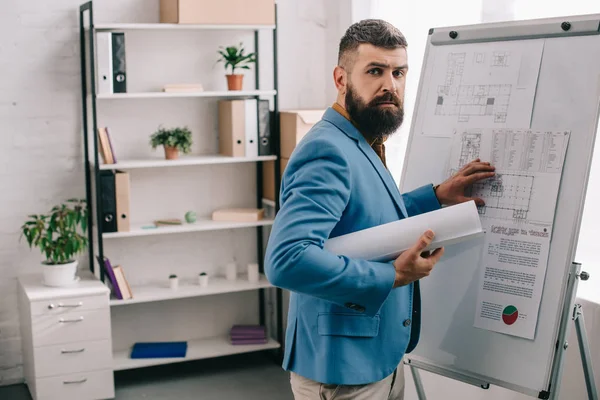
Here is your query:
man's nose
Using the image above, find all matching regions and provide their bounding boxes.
[382,72,397,93]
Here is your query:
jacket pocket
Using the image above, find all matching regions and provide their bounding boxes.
[317,313,380,337]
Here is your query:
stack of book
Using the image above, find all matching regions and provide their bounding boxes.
[229,325,267,345]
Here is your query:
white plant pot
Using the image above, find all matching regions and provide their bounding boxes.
[198,274,209,287]
[42,260,78,287]
[169,277,179,290]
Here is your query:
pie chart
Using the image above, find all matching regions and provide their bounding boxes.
[502,305,519,325]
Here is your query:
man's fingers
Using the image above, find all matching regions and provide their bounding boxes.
[429,247,445,263]
[464,171,496,185]
[461,163,495,176]
[413,229,435,255]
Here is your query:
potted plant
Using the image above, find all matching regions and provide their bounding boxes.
[150,126,193,160]
[198,272,208,287]
[20,199,88,287]
[169,274,179,290]
[216,42,256,91]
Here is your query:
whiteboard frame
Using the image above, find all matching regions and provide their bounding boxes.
[399,13,600,399]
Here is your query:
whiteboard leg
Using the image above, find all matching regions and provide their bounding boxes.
[411,365,427,400]
[547,262,582,400]
[574,303,599,400]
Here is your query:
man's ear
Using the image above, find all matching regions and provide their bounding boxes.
[333,65,347,93]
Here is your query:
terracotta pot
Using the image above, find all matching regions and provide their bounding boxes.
[226,74,244,91]
[164,146,179,160]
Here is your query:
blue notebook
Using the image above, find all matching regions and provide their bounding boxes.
[130,342,188,359]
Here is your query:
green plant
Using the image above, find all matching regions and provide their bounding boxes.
[216,43,256,75]
[20,199,88,265]
[150,126,193,153]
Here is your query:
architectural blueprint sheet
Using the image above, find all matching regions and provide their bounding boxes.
[420,41,544,137]
[447,128,570,339]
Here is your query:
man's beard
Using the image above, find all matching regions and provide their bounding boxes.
[345,83,404,143]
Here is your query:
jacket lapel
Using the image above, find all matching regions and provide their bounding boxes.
[323,108,408,218]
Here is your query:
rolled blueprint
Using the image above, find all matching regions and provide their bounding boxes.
[324,200,484,262]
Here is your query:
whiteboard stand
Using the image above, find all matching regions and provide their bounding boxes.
[573,298,599,400]
[408,261,598,400]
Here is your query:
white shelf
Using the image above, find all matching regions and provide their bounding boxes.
[96,90,276,100]
[94,23,276,32]
[110,274,272,307]
[102,218,274,239]
[100,155,277,170]
[113,336,280,371]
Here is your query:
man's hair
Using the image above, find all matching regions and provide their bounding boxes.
[338,19,407,68]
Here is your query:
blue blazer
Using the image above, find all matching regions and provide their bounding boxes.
[264,107,441,385]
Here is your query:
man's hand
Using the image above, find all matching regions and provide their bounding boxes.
[393,230,444,288]
[434,158,495,206]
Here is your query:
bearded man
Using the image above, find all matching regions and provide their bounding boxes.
[265,19,495,400]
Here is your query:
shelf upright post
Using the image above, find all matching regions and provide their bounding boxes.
[80,1,105,281]
[254,28,267,330]
[272,2,284,362]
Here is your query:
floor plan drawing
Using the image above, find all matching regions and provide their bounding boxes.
[468,173,535,221]
[458,131,482,168]
[434,52,512,123]
[492,51,511,67]
[420,40,544,136]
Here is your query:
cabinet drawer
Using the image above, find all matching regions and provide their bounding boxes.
[34,339,112,378]
[35,369,114,400]
[32,308,111,347]
[30,294,107,316]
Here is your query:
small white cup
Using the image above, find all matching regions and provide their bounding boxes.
[247,263,259,283]
[198,273,209,287]
[169,276,179,290]
[225,263,237,281]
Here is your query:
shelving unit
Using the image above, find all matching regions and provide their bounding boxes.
[113,336,280,371]
[78,0,284,381]
[102,218,275,239]
[98,154,276,170]
[96,89,277,100]
[110,274,273,307]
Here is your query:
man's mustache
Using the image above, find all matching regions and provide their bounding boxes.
[370,92,401,107]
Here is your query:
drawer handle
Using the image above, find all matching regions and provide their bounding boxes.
[48,301,83,309]
[59,317,84,323]
[63,378,87,385]
[61,348,85,354]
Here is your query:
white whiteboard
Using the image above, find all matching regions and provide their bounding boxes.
[400,13,600,397]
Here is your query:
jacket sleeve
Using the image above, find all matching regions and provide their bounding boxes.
[402,184,441,217]
[264,138,396,317]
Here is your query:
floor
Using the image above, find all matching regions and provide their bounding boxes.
[0,352,294,400]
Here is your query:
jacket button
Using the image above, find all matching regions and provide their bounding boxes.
[403,319,411,327]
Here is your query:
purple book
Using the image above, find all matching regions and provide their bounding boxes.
[230,338,268,345]
[230,325,265,334]
[98,256,122,300]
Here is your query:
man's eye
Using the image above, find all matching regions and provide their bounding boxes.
[368,68,382,75]
[393,70,405,77]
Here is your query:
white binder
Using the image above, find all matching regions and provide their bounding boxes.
[244,99,258,158]
[95,32,113,94]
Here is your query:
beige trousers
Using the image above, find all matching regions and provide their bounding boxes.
[289,362,405,400]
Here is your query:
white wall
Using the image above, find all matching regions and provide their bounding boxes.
[0,0,345,386]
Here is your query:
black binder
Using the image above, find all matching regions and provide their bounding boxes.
[258,99,272,156]
[99,170,117,233]
[111,32,126,93]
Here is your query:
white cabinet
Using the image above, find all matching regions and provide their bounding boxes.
[18,273,114,400]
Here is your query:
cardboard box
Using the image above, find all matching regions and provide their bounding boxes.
[280,110,325,159]
[263,157,289,202]
[160,0,275,25]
